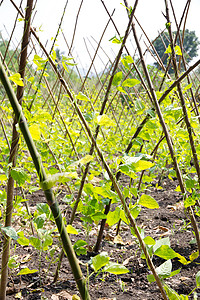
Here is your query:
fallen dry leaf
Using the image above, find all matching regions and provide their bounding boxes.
[114,234,125,245]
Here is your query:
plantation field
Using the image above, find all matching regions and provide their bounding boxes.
[1,1,200,299]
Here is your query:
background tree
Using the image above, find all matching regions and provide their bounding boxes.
[153,29,200,71]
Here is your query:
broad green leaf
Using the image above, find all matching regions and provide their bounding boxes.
[120,210,129,224]
[112,71,122,86]
[34,214,46,229]
[10,168,28,186]
[29,236,42,250]
[165,45,172,54]
[1,226,18,240]
[66,225,78,234]
[8,256,20,269]
[117,86,127,94]
[0,174,7,181]
[94,185,119,202]
[134,160,154,172]
[122,78,140,87]
[143,236,155,245]
[175,45,182,56]
[43,234,53,251]
[130,205,141,219]
[184,196,196,208]
[107,208,120,226]
[139,194,159,209]
[17,268,38,275]
[103,262,129,274]
[164,284,188,300]
[79,155,93,165]
[29,124,41,141]
[9,73,24,86]
[189,251,199,262]
[92,252,110,272]
[196,271,200,287]
[154,245,178,260]
[36,203,50,218]
[96,114,115,126]
[17,231,29,246]
[156,259,172,277]
[74,240,88,255]
[40,172,78,190]
[76,92,90,102]
[91,212,107,221]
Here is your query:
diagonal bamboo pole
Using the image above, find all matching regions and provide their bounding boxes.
[0,59,90,300]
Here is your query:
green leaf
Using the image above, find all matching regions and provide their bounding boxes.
[34,213,46,229]
[92,252,110,272]
[138,194,159,209]
[103,262,129,274]
[29,236,42,250]
[1,226,18,240]
[10,168,28,186]
[43,234,53,251]
[130,205,141,219]
[73,240,88,255]
[79,155,93,165]
[196,271,200,287]
[175,45,182,56]
[189,251,199,262]
[133,160,154,172]
[122,78,140,87]
[17,231,29,246]
[165,44,172,54]
[29,124,41,141]
[143,236,155,245]
[164,284,187,300]
[96,114,115,126]
[112,72,122,86]
[117,86,127,94]
[76,92,90,102]
[9,73,24,86]
[154,245,178,260]
[8,256,20,269]
[184,195,196,208]
[107,208,120,226]
[17,268,38,275]
[66,225,78,234]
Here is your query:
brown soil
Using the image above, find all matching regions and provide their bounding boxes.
[2,177,200,300]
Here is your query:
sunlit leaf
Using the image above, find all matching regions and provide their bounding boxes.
[143,236,155,245]
[92,252,110,272]
[196,271,200,287]
[1,226,18,240]
[76,92,90,102]
[66,225,78,234]
[107,208,120,226]
[96,114,115,126]
[138,194,159,209]
[154,245,178,260]
[9,73,24,86]
[29,124,41,141]
[112,72,122,86]
[103,262,129,274]
[17,267,38,275]
[10,167,28,186]
[122,78,140,87]
[79,155,94,165]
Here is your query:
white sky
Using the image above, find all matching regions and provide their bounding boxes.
[1,0,200,73]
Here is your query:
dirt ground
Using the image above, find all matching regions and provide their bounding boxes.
[2,176,200,299]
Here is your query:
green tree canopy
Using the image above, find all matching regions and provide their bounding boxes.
[153,29,200,71]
